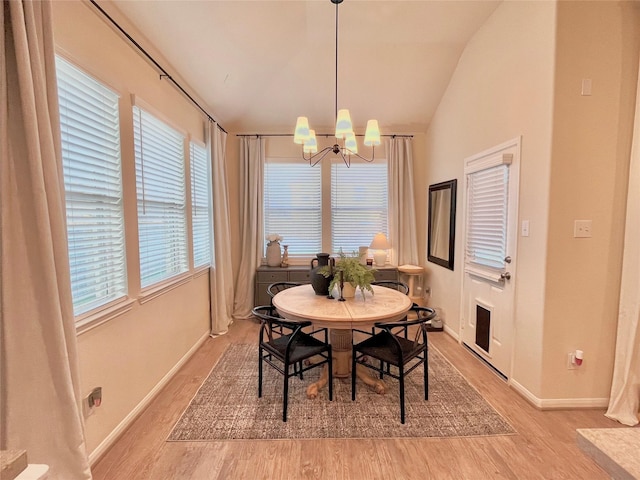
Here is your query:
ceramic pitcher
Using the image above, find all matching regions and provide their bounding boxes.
[310,253,333,296]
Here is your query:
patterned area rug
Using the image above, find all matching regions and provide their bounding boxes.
[168,344,516,440]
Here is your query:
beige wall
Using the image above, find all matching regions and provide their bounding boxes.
[424,0,639,403]
[542,0,640,400]
[52,1,211,456]
[424,1,557,396]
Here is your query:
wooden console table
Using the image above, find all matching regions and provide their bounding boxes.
[254,264,398,307]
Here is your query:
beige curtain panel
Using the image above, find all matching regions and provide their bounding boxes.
[208,122,235,335]
[233,136,265,320]
[605,53,640,427]
[386,136,419,266]
[1,1,91,477]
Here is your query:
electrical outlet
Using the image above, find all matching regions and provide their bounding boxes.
[567,352,577,370]
[83,387,102,417]
[83,395,95,417]
[574,220,592,238]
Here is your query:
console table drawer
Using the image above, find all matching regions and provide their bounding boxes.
[256,271,289,283]
[374,269,398,281]
[289,270,312,282]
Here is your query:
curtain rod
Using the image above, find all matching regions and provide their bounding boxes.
[236,133,414,138]
[89,0,227,134]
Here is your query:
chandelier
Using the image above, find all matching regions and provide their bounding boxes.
[293,0,381,167]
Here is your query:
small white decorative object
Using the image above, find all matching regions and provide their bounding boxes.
[358,246,368,265]
[281,245,289,267]
[265,234,283,267]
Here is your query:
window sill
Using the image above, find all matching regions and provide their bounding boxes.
[76,297,136,335]
[193,266,210,278]
[138,273,192,304]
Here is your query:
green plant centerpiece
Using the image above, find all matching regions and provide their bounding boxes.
[319,251,376,300]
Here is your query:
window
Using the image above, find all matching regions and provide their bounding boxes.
[465,164,509,270]
[331,160,388,253]
[190,142,213,268]
[133,105,188,287]
[263,157,388,257]
[56,56,127,316]
[264,158,322,255]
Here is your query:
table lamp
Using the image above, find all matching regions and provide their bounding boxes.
[370,233,390,266]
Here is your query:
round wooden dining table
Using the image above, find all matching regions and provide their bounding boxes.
[272,283,412,398]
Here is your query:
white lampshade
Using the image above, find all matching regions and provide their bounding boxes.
[335,109,353,139]
[344,132,358,154]
[364,119,381,146]
[303,130,318,154]
[294,116,311,144]
[370,233,390,249]
[370,233,390,266]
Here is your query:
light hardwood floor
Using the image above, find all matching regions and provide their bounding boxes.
[91,319,622,479]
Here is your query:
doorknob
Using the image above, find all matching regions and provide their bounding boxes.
[504,256,512,264]
[500,272,511,280]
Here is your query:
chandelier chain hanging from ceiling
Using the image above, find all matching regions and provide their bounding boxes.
[293,0,381,167]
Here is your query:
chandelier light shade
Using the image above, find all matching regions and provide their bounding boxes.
[294,0,381,167]
[335,109,353,139]
[294,116,311,144]
[344,132,358,153]
[364,120,381,147]
[303,130,318,154]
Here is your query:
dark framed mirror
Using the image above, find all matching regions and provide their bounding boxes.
[428,179,457,270]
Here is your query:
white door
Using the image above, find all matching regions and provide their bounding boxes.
[460,138,520,378]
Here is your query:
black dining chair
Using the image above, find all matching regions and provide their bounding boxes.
[267,282,302,316]
[369,281,411,337]
[252,305,333,422]
[351,306,436,424]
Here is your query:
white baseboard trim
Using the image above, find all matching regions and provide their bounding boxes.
[510,378,609,410]
[443,323,459,340]
[441,329,609,410]
[87,330,211,465]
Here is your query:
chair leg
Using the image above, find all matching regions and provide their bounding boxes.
[399,365,405,424]
[283,367,289,422]
[351,349,357,401]
[379,359,384,379]
[424,353,429,401]
[258,348,263,398]
[327,348,333,401]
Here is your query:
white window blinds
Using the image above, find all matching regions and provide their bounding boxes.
[190,142,213,268]
[465,164,509,269]
[133,106,188,287]
[331,160,388,253]
[264,159,322,255]
[56,56,127,316]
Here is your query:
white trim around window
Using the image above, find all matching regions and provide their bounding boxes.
[132,103,189,288]
[56,55,129,318]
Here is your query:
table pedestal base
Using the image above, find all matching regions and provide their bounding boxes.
[306,328,386,399]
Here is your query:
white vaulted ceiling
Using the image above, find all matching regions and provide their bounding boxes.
[109,0,501,134]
